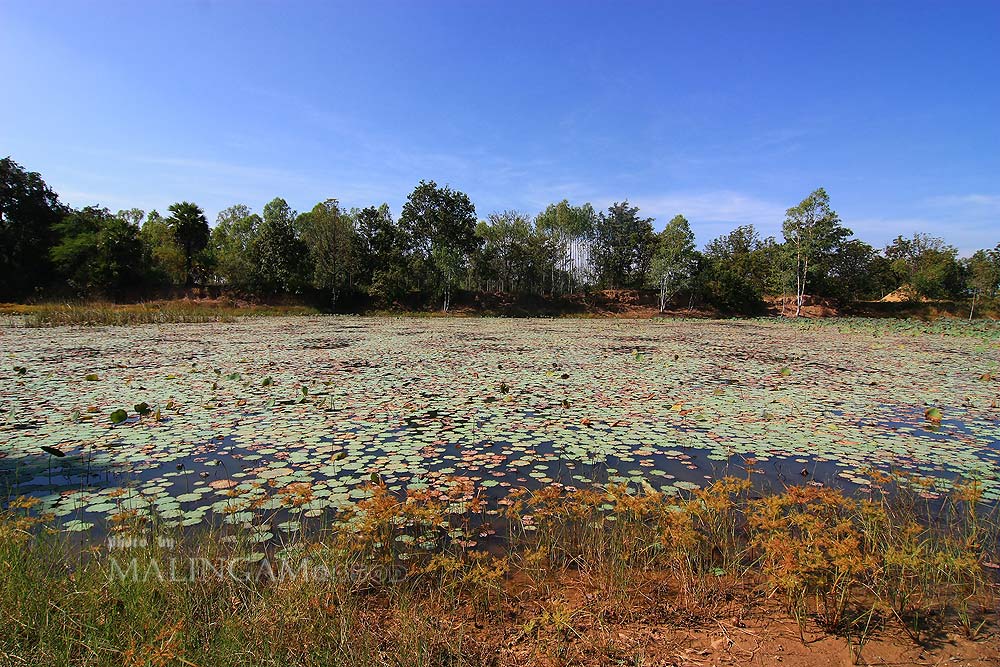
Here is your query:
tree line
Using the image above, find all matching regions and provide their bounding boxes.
[2,156,998,315]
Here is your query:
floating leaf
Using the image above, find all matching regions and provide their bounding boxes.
[109,409,128,424]
[63,520,94,532]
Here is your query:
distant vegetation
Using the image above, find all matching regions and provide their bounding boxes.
[2,156,998,316]
[0,301,318,327]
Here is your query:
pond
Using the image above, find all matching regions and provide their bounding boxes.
[2,316,999,539]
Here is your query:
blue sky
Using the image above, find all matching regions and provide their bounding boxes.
[2,1,998,253]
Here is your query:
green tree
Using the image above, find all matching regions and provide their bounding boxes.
[298,199,357,308]
[399,181,477,311]
[755,239,796,313]
[782,188,852,316]
[355,204,409,306]
[476,210,537,293]
[590,201,655,289]
[50,207,145,295]
[827,239,880,302]
[0,157,67,299]
[535,200,597,294]
[166,202,210,286]
[251,197,306,294]
[117,208,145,228]
[140,210,186,286]
[965,247,1000,319]
[211,204,261,289]
[884,233,962,299]
[649,214,697,312]
[700,225,769,313]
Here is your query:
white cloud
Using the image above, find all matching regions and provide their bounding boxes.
[626,191,787,244]
[632,191,785,225]
[924,194,1000,210]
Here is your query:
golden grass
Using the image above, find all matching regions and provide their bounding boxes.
[1,474,997,666]
[0,300,319,326]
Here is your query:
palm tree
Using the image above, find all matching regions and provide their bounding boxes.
[166,202,209,286]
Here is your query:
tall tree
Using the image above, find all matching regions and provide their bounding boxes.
[476,210,536,293]
[50,207,145,296]
[756,239,796,313]
[826,239,880,302]
[141,210,186,286]
[884,233,962,299]
[117,208,145,228]
[166,202,210,286]
[535,200,597,294]
[965,247,1000,319]
[252,197,306,294]
[782,188,851,316]
[298,199,357,308]
[355,204,410,306]
[211,204,261,289]
[649,214,697,312]
[701,225,769,313]
[399,181,477,311]
[590,201,655,289]
[0,157,67,299]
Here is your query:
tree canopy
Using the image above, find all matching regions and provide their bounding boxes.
[2,156,995,316]
[166,202,210,287]
[0,157,68,299]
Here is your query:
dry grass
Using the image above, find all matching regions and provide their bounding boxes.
[0,300,319,327]
[1,474,997,666]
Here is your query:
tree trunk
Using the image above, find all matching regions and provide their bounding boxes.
[442,270,451,313]
[795,251,809,318]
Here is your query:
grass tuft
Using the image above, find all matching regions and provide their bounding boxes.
[1,475,997,666]
[1,300,320,327]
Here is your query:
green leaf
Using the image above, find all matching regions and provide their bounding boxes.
[84,373,99,381]
[110,409,128,424]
